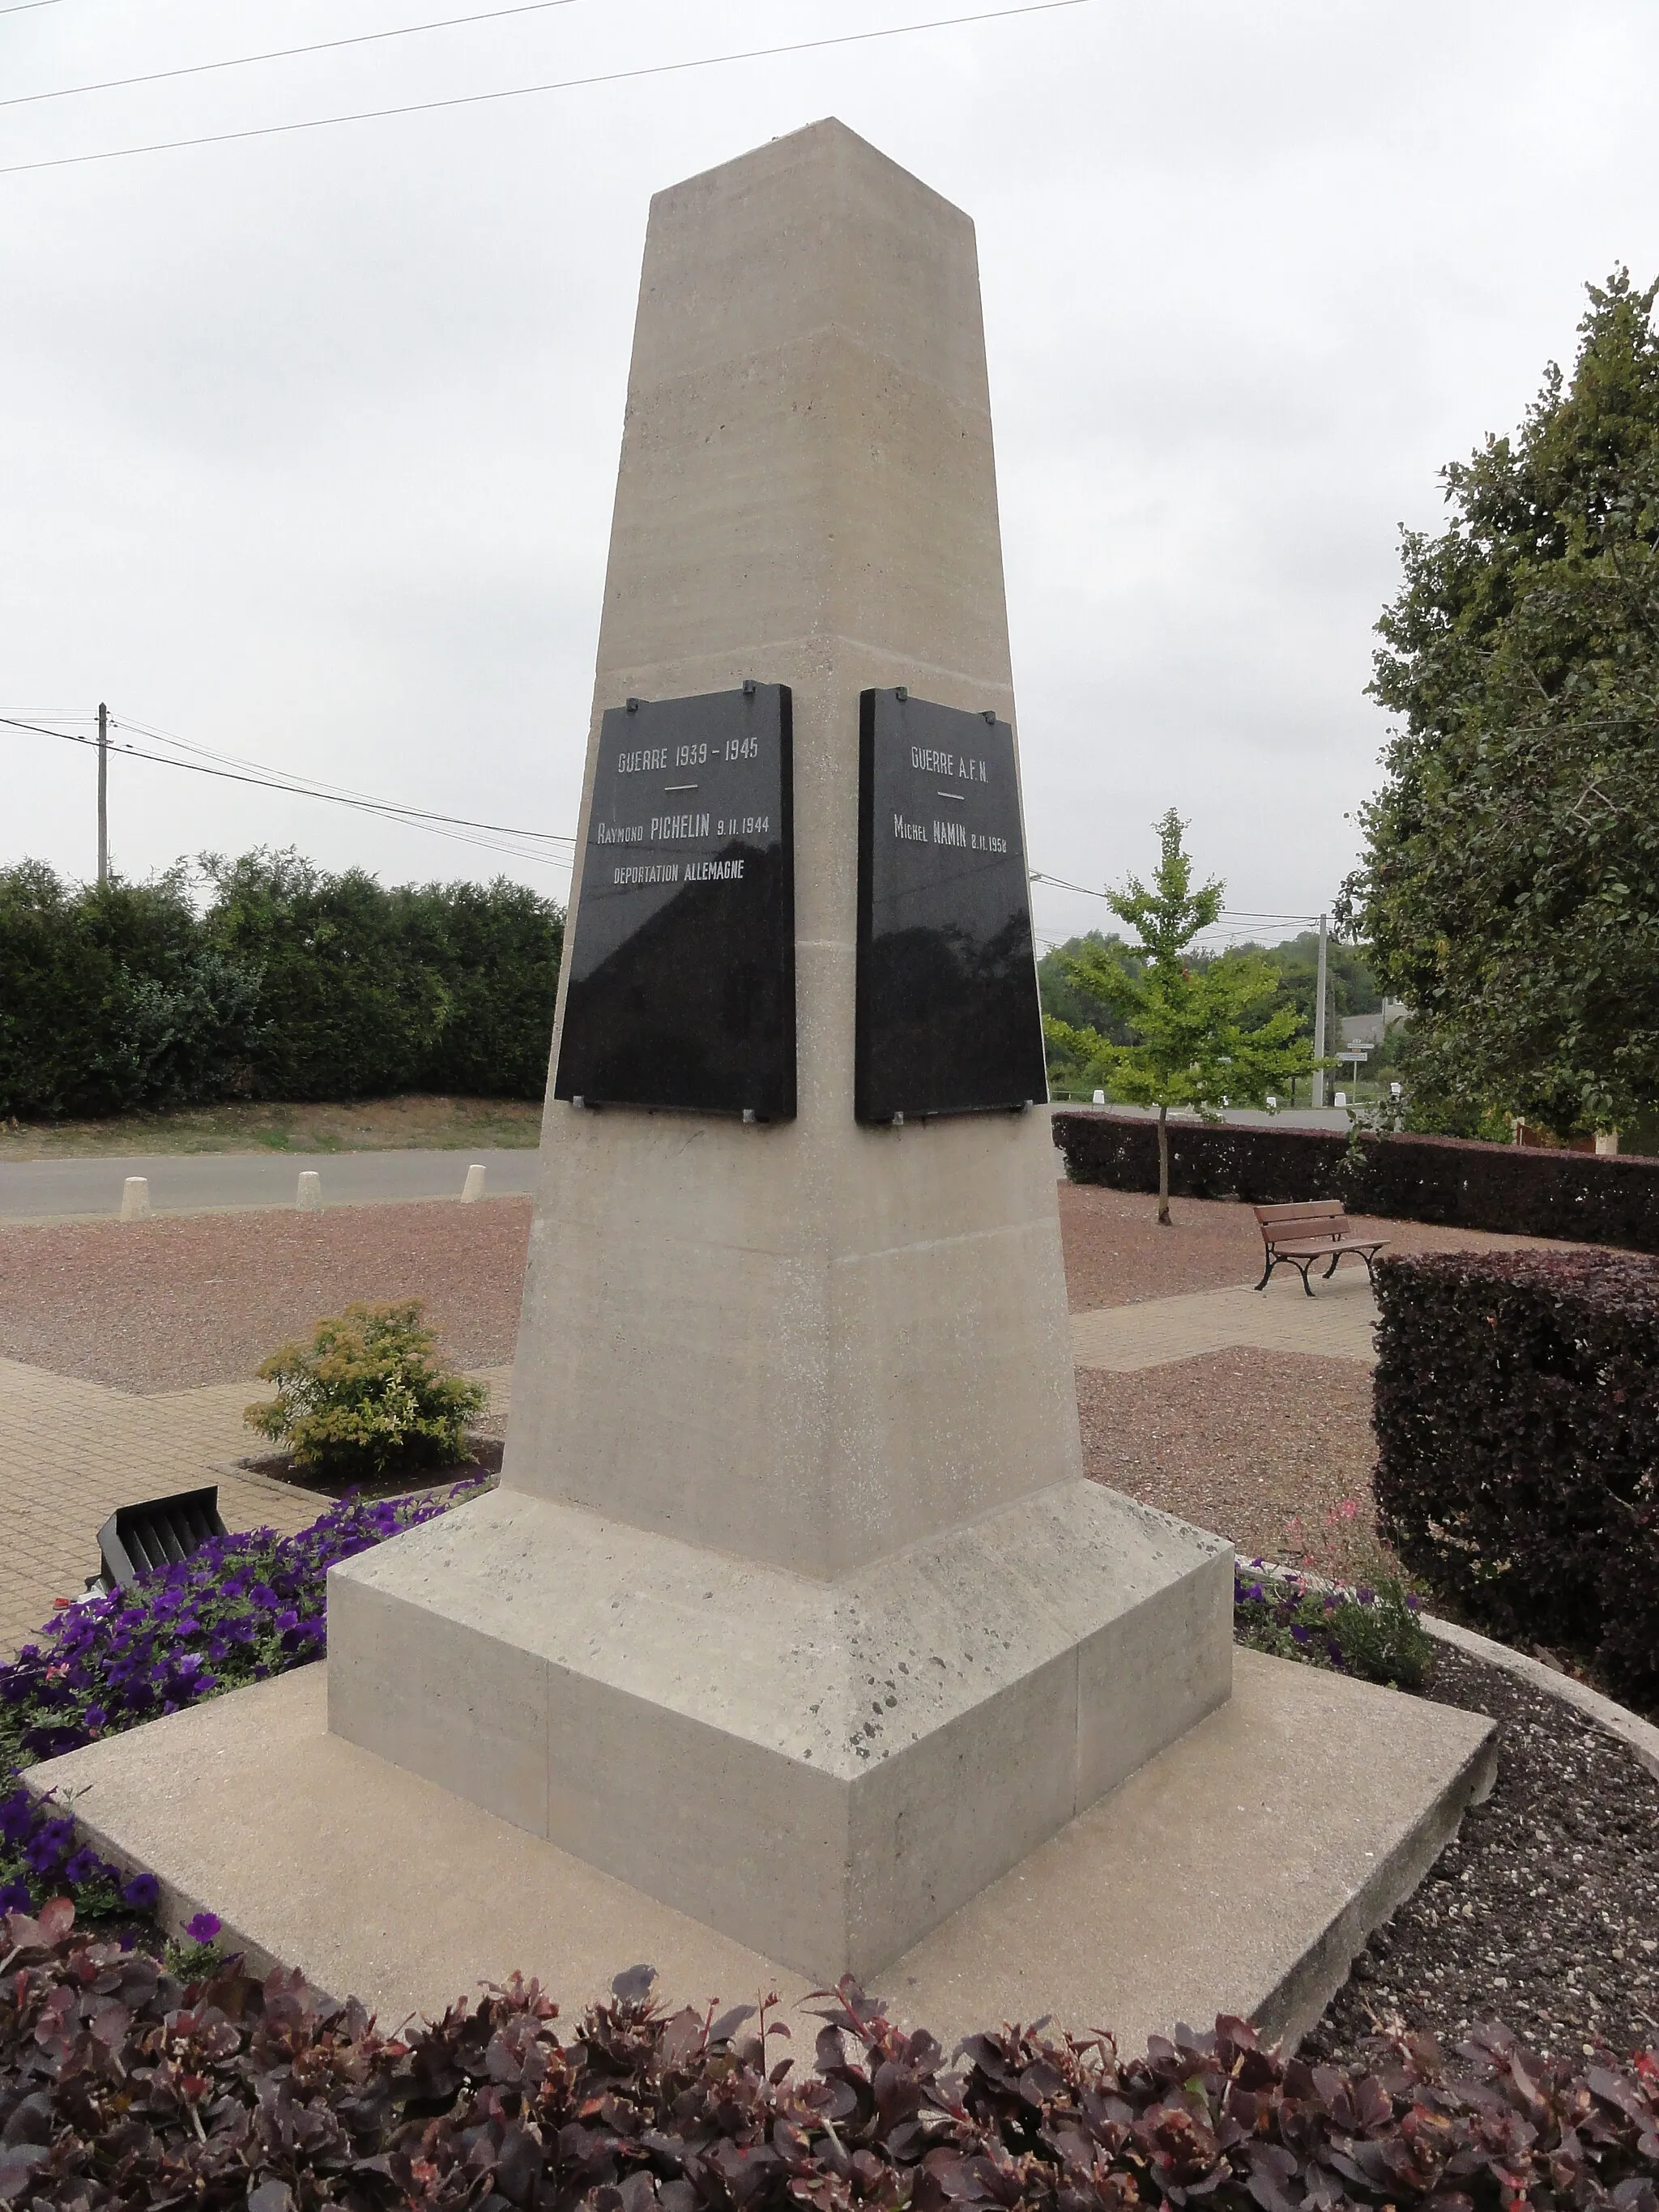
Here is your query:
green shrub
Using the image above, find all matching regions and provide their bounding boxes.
[0,862,265,1119]
[1374,1247,1659,1711]
[245,1299,487,1477]
[202,849,563,1102]
[1234,1564,1434,1690]
[0,850,564,1119]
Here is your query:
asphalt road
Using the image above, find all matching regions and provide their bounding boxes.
[0,1149,542,1223]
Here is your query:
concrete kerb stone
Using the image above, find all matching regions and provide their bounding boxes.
[1238,1554,1659,1784]
[0,1191,527,1233]
[1421,1613,1659,1783]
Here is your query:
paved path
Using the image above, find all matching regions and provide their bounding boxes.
[0,1248,1372,1656]
[0,1359,512,1656]
[1070,1270,1378,1371]
[0,1149,540,1224]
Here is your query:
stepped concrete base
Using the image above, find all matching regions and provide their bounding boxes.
[26,1648,1496,2052]
[323,1484,1233,1980]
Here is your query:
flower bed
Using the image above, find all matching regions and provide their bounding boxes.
[0,1483,484,1918]
[0,1477,1654,2182]
[1233,1566,1432,1690]
[0,1929,1654,2212]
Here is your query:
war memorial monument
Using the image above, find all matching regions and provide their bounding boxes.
[33,119,1496,2044]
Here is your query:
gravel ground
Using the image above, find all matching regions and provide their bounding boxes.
[0,1201,532,1392]
[1312,1643,1659,2063]
[1056,1180,1580,1311]
[0,1175,1652,2056]
[1077,1351,1384,1579]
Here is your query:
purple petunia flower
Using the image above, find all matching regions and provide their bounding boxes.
[63,1846,104,1886]
[0,1882,31,1914]
[122,1870,160,1910]
[0,1790,37,1846]
[186,1911,221,1942]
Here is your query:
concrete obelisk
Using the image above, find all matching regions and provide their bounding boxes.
[328,119,1230,1980]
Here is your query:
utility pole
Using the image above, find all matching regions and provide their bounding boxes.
[1311,910,1328,1108]
[96,701,109,885]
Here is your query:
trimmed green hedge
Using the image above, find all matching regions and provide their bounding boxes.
[0,851,563,1117]
[1372,1247,1659,1711]
[1051,1108,1659,1251]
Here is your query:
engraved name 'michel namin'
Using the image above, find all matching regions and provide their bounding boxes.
[553,682,796,1120]
[855,686,1047,1123]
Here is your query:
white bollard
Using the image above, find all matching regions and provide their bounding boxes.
[119,1175,150,1221]
[461,1161,487,1203]
[1333,1090,1347,1110]
[296,1170,322,1213]
[1091,1089,1106,1106]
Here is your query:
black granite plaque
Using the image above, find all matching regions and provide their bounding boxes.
[855,688,1047,1123]
[554,684,795,1119]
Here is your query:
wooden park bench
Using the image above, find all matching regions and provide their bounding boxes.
[1252,1200,1388,1296]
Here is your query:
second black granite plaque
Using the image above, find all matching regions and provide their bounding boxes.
[554,684,795,1119]
[855,688,1047,1123]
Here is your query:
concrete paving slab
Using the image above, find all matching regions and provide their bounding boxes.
[28,1647,1494,2052]
[0,1149,540,1225]
[0,1358,512,1655]
[1071,1272,1378,1372]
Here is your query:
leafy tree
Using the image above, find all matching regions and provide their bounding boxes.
[1037,931,1141,1093]
[200,850,564,1102]
[202,850,451,1101]
[1247,934,1380,1033]
[0,850,564,1118]
[1044,812,1316,1222]
[1341,270,1659,1138]
[0,862,264,1119]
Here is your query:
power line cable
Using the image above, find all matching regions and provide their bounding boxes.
[0,1,63,13]
[113,710,574,843]
[0,713,574,871]
[0,0,1090,176]
[1029,872,1320,925]
[2,0,583,111]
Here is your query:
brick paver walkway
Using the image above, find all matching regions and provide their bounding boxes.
[0,1360,512,1656]
[1069,1270,1378,1373]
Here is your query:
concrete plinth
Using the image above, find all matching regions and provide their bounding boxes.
[28,1649,1496,2052]
[328,1484,1230,1980]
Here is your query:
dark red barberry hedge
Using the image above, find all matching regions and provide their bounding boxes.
[1372,1248,1659,1711]
[1051,1110,1659,1251]
[3,1908,1657,2212]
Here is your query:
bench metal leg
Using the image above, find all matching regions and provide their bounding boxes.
[1256,1252,1318,1295]
[1323,1252,1341,1279]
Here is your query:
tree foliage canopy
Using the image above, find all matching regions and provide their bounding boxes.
[1044,811,1314,1117]
[1341,270,1659,1136]
[0,850,564,1119]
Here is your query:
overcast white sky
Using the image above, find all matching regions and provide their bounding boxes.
[3,0,1656,956]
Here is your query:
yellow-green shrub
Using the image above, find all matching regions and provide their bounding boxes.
[245,1300,486,1478]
